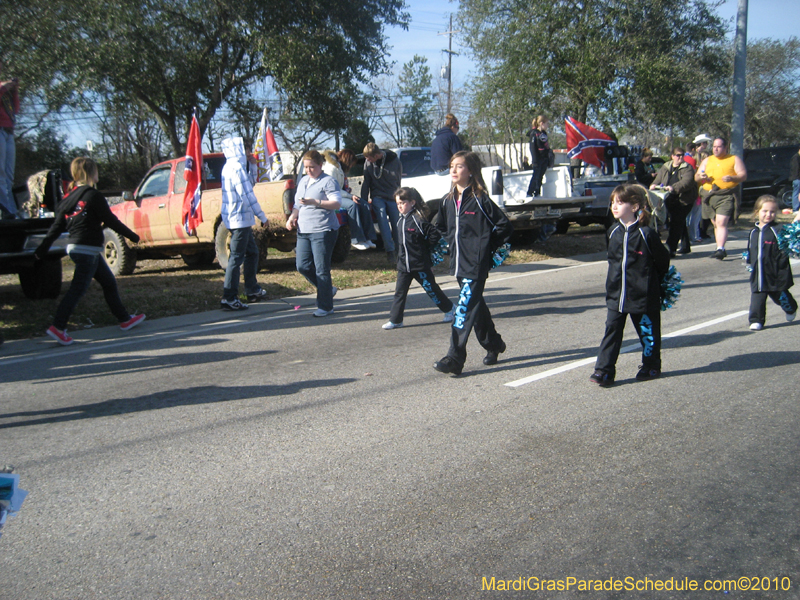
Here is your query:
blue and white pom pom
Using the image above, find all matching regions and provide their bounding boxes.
[430,237,449,266]
[660,266,684,311]
[777,221,800,258]
[741,250,753,272]
[492,242,511,269]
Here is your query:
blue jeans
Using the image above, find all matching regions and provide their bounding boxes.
[54,251,130,330]
[296,229,338,311]
[792,179,799,212]
[340,195,375,244]
[223,227,260,301]
[526,159,549,196]
[0,129,16,217]
[370,196,399,252]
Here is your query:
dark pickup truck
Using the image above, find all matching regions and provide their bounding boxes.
[0,171,67,299]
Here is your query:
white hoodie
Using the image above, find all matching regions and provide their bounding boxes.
[220,137,267,230]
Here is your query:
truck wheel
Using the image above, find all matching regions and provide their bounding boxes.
[331,224,351,264]
[19,257,63,299]
[215,223,231,270]
[181,251,216,268]
[103,229,137,275]
[282,187,295,215]
[778,186,793,209]
[216,225,271,272]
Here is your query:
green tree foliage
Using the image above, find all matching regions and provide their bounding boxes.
[742,37,800,147]
[457,0,727,142]
[3,0,408,156]
[343,119,375,153]
[398,56,434,147]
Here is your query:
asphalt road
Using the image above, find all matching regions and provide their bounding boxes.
[2,231,799,600]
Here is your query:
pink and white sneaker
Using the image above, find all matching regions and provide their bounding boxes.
[120,314,146,331]
[46,326,74,346]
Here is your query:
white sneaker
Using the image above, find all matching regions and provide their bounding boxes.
[313,308,334,317]
[442,308,455,323]
[382,321,403,330]
[749,322,763,331]
[352,243,369,251]
[365,240,377,249]
[787,312,796,322]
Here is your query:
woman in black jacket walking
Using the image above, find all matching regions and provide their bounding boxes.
[35,157,145,345]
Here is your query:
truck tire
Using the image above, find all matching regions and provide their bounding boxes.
[331,223,351,264]
[216,224,270,272]
[215,223,231,271]
[18,257,63,300]
[103,229,137,276]
[181,251,216,268]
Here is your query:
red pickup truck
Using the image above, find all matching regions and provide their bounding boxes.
[104,154,350,275]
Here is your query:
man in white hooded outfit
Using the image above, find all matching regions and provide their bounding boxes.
[220,137,269,310]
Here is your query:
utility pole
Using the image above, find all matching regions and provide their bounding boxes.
[438,14,459,114]
[730,0,748,158]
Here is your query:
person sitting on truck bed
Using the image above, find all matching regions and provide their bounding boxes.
[219,137,270,311]
[360,143,402,265]
[322,149,375,251]
[430,113,463,174]
[634,149,657,188]
[35,157,145,346]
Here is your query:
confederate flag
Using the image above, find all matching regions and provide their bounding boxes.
[254,108,284,182]
[182,112,204,235]
[565,116,616,169]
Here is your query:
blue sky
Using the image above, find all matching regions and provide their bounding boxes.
[385,0,800,90]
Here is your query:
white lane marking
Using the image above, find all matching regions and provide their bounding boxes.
[504,310,750,388]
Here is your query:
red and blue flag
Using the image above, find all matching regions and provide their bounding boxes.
[565,116,615,169]
[182,112,204,235]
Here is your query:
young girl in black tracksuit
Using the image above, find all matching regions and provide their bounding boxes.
[382,187,455,330]
[432,151,514,376]
[745,195,797,330]
[591,183,671,387]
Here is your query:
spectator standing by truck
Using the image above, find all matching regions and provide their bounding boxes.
[360,143,402,264]
[219,137,269,311]
[0,62,19,219]
[287,150,342,317]
[34,157,145,346]
[430,113,463,174]
[526,115,551,197]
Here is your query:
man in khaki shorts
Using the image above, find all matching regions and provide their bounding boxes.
[695,137,747,260]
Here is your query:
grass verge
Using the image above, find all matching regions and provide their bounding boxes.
[3,213,781,342]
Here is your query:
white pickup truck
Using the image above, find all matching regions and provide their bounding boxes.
[349,147,592,233]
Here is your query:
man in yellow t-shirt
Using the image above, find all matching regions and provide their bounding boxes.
[695,137,747,260]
